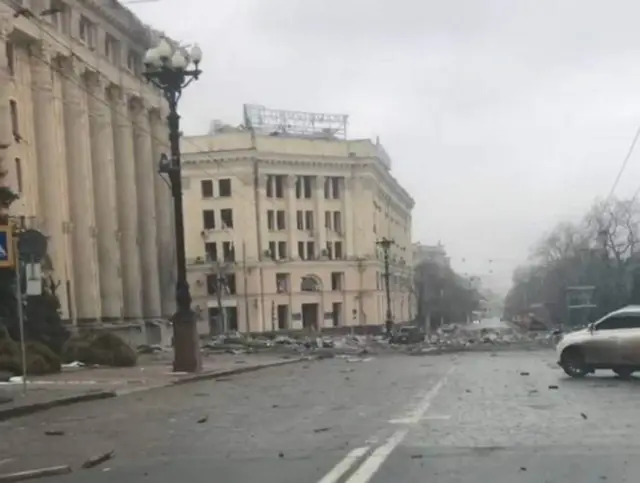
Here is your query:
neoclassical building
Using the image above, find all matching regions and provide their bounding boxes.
[0,0,175,323]
[181,105,415,334]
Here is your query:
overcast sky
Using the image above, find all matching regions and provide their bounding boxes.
[130,0,640,294]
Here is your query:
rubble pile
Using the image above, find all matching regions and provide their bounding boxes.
[399,325,558,356]
[201,332,382,357]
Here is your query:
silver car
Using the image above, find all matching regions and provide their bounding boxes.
[557,305,640,378]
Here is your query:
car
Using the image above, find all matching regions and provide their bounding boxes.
[389,326,425,344]
[556,305,640,379]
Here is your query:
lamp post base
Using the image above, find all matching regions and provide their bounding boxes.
[172,311,202,373]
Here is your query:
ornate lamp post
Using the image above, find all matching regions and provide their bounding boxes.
[142,38,203,372]
[376,237,395,335]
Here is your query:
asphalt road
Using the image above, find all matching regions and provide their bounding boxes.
[1,342,639,482]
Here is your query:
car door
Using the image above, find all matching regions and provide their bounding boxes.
[582,315,626,365]
[616,314,640,365]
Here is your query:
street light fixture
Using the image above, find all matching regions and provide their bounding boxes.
[142,38,203,373]
[376,237,395,335]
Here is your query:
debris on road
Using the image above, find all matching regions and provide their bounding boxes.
[313,427,331,433]
[81,451,114,469]
[197,416,208,424]
[0,465,71,482]
[44,430,65,436]
[548,385,559,390]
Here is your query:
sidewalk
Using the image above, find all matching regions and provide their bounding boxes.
[0,351,307,421]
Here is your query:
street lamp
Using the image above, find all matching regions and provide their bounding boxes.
[143,38,203,373]
[376,237,395,335]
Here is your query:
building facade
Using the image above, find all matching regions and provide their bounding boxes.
[181,105,415,334]
[0,0,175,323]
[413,242,450,268]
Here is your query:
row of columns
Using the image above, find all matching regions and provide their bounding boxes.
[29,41,175,322]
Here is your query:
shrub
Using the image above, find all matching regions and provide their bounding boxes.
[62,331,137,367]
[0,329,61,375]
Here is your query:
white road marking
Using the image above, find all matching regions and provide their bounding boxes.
[345,429,408,483]
[388,414,451,424]
[344,366,456,483]
[317,447,370,483]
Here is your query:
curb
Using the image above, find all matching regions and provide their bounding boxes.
[170,356,310,386]
[0,357,310,422]
[0,391,116,422]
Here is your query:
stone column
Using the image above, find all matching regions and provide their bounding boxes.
[0,16,12,157]
[60,57,100,322]
[150,108,175,317]
[86,72,123,320]
[110,86,143,319]
[286,175,297,256]
[31,43,70,313]
[131,98,161,318]
[315,176,326,252]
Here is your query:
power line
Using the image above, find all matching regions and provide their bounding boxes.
[606,123,640,202]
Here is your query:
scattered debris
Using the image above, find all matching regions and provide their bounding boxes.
[44,430,65,436]
[313,427,331,433]
[519,372,530,376]
[197,416,208,424]
[81,451,114,469]
[548,385,559,390]
[581,412,588,420]
[410,454,423,459]
[278,452,284,458]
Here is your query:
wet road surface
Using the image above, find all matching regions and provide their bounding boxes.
[1,346,639,482]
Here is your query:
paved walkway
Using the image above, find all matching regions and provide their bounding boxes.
[0,352,303,419]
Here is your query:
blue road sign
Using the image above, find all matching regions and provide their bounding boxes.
[0,226,14,268]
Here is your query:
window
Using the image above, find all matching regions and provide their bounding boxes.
[5,42,14,77]
[206,274,218,295]
[220,208,233,228]
[596,315,640,331]
[333,211,342,234]
[276,273,290,293]
[225,274,237,295]
[306,241,315,260]
[78,16,96,48]
[331,177,341,199]
[266,175,274,198]
[204,242,217,261]
[297,241,304,259]
[50,1,70,34]
[325,242,333,259]
[304,210,314,230]
[218,178,232,197]
[276,210,286,230]
[267,210,275,230]
[201,179,213,198]
[275,175,285,198]
[9,100,19,141]
[295,176,301,199]
[223,241,235,262]
[303,176,313,198]
[14,158,22,193]
[278,241,287,259]
[331,272,344,291]
[324,178,331,199]
[268,241,276,260]
[104,33,120,64]
[325,211,331,229]
[334,241,343,259]
[202,210,215,229]
[126,49,140,74]
[296,210,304,230]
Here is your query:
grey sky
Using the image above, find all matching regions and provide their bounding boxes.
[130,0,640,293]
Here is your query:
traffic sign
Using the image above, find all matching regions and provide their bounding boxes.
[0,225,14,268]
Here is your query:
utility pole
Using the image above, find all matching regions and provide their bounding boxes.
[376,237,395,335]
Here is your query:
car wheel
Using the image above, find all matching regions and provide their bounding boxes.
[613,368,634,379]
[561,348,589,378]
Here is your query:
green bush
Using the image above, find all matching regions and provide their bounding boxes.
[0,329,62,375]
[62,332,137,367]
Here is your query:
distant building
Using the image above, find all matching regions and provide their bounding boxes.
[181,104,415,333]
[413,242,450,268]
